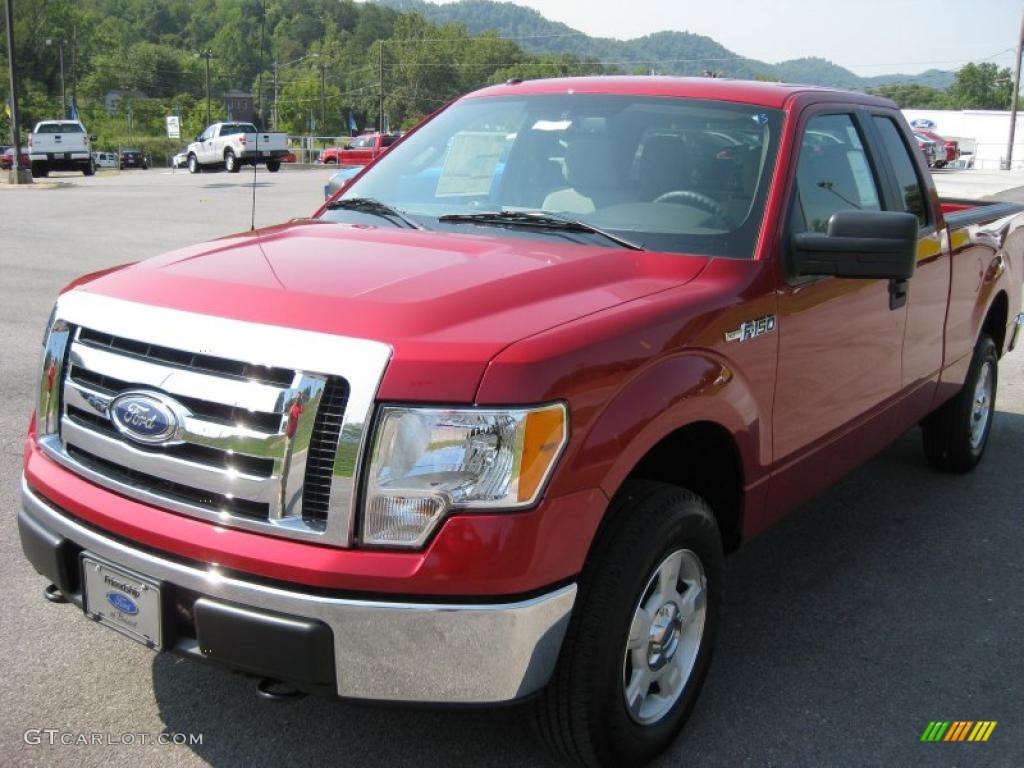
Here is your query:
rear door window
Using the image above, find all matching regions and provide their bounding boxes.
[872,117,929,227]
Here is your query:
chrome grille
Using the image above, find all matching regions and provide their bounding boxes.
[37,291,393,547]
[53,324,342,537]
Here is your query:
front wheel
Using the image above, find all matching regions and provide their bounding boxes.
[533,480,722,767]
[188,154,200,174]
[922,334,998,473]
[266,160,281,173]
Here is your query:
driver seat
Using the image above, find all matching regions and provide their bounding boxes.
[635,134,691,201]
[543,134,624,214]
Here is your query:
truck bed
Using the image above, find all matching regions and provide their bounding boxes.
[941,198,1024,227]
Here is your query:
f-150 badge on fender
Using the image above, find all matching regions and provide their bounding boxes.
[724,315,777,343]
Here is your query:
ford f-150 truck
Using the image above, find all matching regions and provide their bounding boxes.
[186,121,289,173]
[19,78,1024,767]
[28,120,95,177]
[319,131,400,165]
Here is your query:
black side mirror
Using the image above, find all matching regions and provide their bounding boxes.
[791,210,918,280]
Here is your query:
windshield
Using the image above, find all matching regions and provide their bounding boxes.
[325,94,783,258]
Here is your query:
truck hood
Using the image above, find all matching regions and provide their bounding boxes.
[76,220,709,400]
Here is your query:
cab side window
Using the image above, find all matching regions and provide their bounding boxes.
[872,117,928,227]
[793,114,881,233]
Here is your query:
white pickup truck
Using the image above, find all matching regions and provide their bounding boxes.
[186,122,289,173]
[28,120,95,177]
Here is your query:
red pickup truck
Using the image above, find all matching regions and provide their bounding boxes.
[319,132,400,165]
[20,77,1024,767]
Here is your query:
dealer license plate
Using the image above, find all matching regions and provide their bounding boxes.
[81,555,163,649]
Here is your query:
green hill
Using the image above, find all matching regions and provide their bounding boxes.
[376,0,955,89]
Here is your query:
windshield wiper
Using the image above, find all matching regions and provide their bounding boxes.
[437,210,644,251]
[324,197,422,229]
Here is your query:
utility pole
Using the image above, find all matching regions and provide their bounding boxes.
[1006,10,1024,170]
[71,26,78,113]
[378,40,384,132]
[272,60,279,131]
[46,38,66,118]
[199,49,215,125]
[320,60,326,140]
[5,0,31,183]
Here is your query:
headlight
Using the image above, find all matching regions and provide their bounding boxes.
[362,403,568,548]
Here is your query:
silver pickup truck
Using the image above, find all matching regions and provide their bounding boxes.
[186,122,289,173]
[28,120,95,177]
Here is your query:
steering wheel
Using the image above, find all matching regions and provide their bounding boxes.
[654,189,730,222]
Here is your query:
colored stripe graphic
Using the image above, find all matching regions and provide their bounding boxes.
[921,721,997,742]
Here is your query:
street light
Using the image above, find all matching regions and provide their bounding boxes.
[45,37,66,119]
[199,48,215,125]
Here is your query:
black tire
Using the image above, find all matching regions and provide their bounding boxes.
[188,154,200,174]
[82,161,95,176]
[533,480,723,767]
[225,149,239,173]
[266,160,281,173]
[922,334,998,473]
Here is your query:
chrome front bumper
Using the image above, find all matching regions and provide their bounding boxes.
[1010,313,1024,352]
[20,477,576,703]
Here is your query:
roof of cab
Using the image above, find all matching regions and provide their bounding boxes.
[465,76,896,111]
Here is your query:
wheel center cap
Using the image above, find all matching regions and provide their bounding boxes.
[648,602,683,669]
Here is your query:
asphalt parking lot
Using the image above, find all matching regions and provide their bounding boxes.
[1,167,1022,767]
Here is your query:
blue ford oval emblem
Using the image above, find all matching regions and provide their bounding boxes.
[106,591,139,615]
[109,392,181,445]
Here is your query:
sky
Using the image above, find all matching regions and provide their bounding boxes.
[427,0,1021,77]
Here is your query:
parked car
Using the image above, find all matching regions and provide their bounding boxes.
[282,150,297,163]
[914,128,960,168]
[323,165,364,199]
[27,120,94,176]
[119,149,148,170]
[320,132,401,165]
[913,132,942,167]
[186,121,289,173]
[171,151,189,168]
[19,77,1024,768]
[0,146,30,170]
[92,151,117,169]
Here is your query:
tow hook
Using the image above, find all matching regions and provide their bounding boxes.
[256,677,305,702]
[44,584,68,604]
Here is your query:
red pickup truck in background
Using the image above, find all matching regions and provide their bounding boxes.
[20,77,1024,767]
[319,132,400,165]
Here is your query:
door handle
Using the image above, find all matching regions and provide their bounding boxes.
[889,278,909,310]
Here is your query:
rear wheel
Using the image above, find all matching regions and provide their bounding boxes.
[188,154,200,174]
[225,149,239,173]
[82,160,95,176]
[922,334,998,473]
[533,480,722,767]
[31,162,48,178]
[266,160,281,173]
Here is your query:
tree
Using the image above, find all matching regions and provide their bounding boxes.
[949,62,1013,110]
[866,83,951,109]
